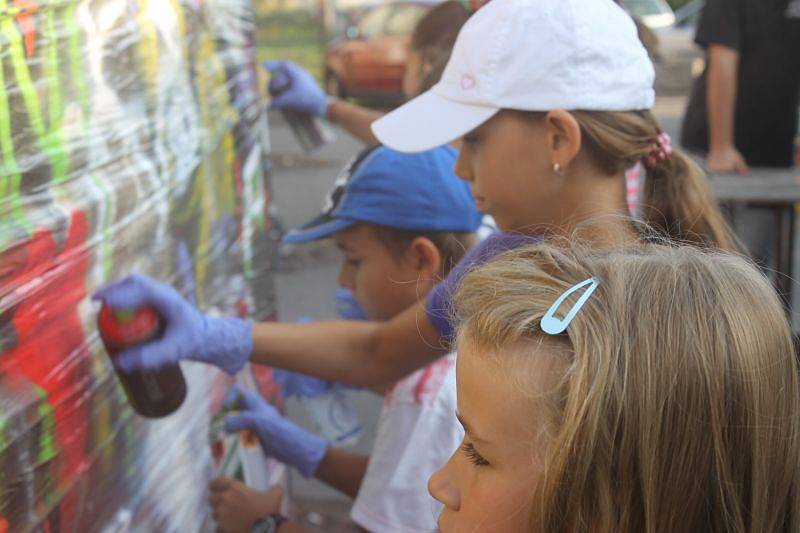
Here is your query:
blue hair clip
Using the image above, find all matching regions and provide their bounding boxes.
[541,277,599,335]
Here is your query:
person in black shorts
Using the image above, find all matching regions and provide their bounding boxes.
[681,0,800,265]
[682,0,799,171]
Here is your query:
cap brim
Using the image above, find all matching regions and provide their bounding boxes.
[282,215,355,244]
[371,90,499,153]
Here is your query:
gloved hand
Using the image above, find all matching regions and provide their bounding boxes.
[224,384,327,477]
[271,298,366,399]
[264,59,327,117]
[273,369,334,399]
[92,274,252,375]
[334,288,368,320]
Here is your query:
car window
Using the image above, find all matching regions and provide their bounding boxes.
[385,4,427,36]
[357,5,394,38]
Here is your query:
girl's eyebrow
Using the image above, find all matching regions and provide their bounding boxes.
[456,411,489,444]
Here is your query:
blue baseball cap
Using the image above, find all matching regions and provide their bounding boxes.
[283,145,482,244]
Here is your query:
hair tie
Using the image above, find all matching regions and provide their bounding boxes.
[643,132,673,169]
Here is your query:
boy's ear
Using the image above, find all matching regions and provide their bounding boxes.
[544,110,582,172]
[408,237,442,279]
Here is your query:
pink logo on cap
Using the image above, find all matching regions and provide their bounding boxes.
[460,74,477,91]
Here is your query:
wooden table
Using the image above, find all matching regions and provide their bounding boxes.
[708,169,800,310]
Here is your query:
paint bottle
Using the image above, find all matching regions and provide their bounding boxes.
[97,305,187,418]
[270,71,335,152]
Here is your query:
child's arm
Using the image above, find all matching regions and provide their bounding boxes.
[208,479,313,533]
[313,448,370,498]
[706,44,749,174]
[264,59,383,145]
[326,98,383,145]
[251,300,447,386]
[93,274,448,386]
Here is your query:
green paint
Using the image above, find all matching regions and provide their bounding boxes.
[112,309,136,323]
[0,36,30,233]
[35,387,57,462]
[2,2,69,189]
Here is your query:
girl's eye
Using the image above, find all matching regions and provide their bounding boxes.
[345,258,361,267]
[461,442,490,467]
[462,135,479,146]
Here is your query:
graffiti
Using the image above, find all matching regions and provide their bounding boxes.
[0,0,278,531]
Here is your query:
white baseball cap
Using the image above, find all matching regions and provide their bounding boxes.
[372,0,655,153]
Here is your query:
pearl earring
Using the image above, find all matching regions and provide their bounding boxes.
[553,162,563,175]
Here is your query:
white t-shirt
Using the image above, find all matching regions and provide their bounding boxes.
[350,354,462,533]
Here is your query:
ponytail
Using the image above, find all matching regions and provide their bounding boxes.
[571,110,741,253]
[640,148,740,252]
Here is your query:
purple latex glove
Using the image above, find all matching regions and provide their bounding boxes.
[224,384,327,477]
[271,297,367,398]
[264,60,327,117]
[334,288,368,320]
[273,369,334,399]
[92,274,252,375]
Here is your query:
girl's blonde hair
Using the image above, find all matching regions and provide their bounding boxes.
[569,110,740,252]
[454,243,800,532]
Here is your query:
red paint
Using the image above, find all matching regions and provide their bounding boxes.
[13,1,40,57]
[0,210,91,529]
[97,305,160,349]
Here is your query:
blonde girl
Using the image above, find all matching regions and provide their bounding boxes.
[95,0,740,395]
[431,242,800,532]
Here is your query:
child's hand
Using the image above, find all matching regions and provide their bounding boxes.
[209,478,283,533]
[273,369,334,398]
[707,145,750,175]
[92,273,252,375]
[223,385,328,477]
[264,60,327,117]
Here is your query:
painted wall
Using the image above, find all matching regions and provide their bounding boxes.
[0,1,281,531]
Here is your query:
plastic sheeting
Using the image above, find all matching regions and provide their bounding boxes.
[0,1,281,531]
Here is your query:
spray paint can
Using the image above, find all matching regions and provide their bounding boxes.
[97,305,187,418]
[270,71,335,152]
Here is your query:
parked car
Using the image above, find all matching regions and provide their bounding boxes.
[324,1,437,102]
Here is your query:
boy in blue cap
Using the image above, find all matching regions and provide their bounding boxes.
[209,145,482,533]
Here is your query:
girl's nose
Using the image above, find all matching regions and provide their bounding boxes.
[428,464,461,511]
[337,265,353,291]
[453,151,473,183]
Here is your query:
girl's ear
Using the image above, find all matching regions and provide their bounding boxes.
[544,110,582,173]
[407,236,442,280]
